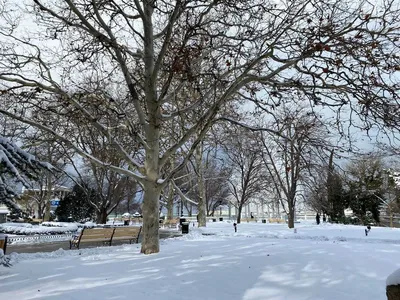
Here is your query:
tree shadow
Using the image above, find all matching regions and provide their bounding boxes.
[0,237,398,300]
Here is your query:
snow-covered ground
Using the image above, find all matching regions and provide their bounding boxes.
[1,222,400,300]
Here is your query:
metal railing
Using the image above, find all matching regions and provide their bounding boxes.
[7,234,74,244]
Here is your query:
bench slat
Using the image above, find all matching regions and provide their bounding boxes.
[81,233,113,238]
[79,238,112,243]
[111,226,141,244]
[112,230,140,238]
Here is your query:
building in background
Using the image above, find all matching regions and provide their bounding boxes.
[18,185,71,218]
[0,205,8,223]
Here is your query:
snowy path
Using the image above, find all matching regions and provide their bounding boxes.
[1,229,399,300]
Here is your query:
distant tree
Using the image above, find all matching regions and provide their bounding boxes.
[305,150,347,222]
[204,157,232,217]
[223,128,265,224]
[76,130,140,224]
[325,151,347,222]
[345,156,384,224]
[260,105,332,228]
[55,183,96,222]
[381,171,400,227]
[327,172,347,222]
[23,136,71,220]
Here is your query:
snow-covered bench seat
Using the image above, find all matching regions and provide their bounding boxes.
[111,226,142,245]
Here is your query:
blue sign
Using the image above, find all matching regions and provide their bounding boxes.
[50,200,60,206]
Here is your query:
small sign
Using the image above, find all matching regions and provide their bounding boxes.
[50,200,60,206]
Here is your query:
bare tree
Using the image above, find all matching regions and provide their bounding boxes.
[78,143,139,224]
[204,156,232,217]
[1,0,400,254]
[223,128,265,223]
[23,137,70,220]
[345,154,385,224]
[85,168,138,223]
[194,141,207,226]
[260,105,332,228]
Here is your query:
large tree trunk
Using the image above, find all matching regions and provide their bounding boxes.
[195,142,207,227]
[141,182,160,254]
[140,1,161,255]
[37,202,44,219]
[237,204,243,224]
[288,203,295,228]
[387,285,400,300]
[97,208,107,224]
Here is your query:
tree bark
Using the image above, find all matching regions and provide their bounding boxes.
[288,202,295,228]
[97,208,107,224]
[139,0,161,255]
[141,182,160,254]
[387,285,400,300]
[37,202,43,219]
[195,142,207,227]
[237,204,243,224]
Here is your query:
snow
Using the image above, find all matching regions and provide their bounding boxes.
[156,178,165,184]
[0,223,78,235]
[1,222,400,299]
[387,268,400,286]
[84,222,96,228]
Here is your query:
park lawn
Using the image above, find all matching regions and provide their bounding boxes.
[0,221,399,300]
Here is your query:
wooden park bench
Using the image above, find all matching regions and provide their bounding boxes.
[70,227,115,249]
[111,226,141,245]
[70,226,142,249]
[268,218,285,223]
[163,219,180,229]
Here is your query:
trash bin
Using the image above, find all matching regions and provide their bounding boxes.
[262,219,266,223]
[212,218,216,222]
[0,233,7,255]
[181,222,189,234]
[124,220,129,226]
[219,217,223,221]
[179,217,186,225]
